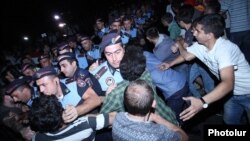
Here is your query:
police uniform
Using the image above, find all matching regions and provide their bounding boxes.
[6,76,39,107]
[57,53,103,98]
[57,42,88,69]
[90,61,123,92]
[121,28,138,39]
[97,27,109,39]
[86,44,101,60]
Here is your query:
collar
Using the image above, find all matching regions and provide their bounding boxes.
[107,62,120,75]
[60,82,71,96]
[155,34,164,47]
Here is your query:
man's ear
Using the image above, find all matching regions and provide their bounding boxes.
[151,100,156,108]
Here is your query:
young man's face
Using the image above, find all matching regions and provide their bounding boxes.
[104,44,125,69]
[36,76,58,96]
[39,58,51,68]
[23,68,36,77]
[193,24,209,45]
[59,60,76,78]
[11,87,30,103]
[123,20,132,30]
[81,40,91,51]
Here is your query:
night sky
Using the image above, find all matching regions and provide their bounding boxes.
[1,0,136,52]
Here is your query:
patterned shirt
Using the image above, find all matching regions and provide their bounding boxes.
[112,112,181,141]
[33,114,109,141]
[100,71,178,125]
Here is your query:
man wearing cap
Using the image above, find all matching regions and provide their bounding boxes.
[57,41,88,69]
[94,18,109,40]
[55,53,102,122]
[109,18,130,45]
[38,54,54,68]
[6,77,39,107]
[80,35,102,65]
[89,31,125,93]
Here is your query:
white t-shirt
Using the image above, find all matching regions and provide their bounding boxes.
[187,37,250,95]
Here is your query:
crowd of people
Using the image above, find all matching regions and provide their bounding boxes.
[0,0,249,140]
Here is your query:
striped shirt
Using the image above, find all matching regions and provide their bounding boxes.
[220,0,250,32]
[32,114,109,141]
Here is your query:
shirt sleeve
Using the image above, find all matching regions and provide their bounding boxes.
[88,113,109,130]
[76,69,93,97]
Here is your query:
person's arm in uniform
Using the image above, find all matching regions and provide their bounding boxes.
[63,71,102,123]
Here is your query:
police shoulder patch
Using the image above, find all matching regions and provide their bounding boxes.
[77,78,86,87]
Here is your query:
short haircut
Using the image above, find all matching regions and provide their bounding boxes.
[205,0,221,14]
[146,27,159,39]
[175,4,194,24]
[161,12,173,23]
[29,95,64,133]
[120,45,146,81]
[192,14,225,39]
[124,79,154,116]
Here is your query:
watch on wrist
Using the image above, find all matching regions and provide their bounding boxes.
[200,97,208,108]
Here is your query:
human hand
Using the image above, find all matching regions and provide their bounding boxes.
[20,127,35,141]
[62,105,78,123]
[158,63,171,70]
[179,97,203,121]
[89,60,100,71]
[171,44,179,53]
[106,83,117,95]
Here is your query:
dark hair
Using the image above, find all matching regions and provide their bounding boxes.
[124,79,154,116]
[146,27,159,39]
[29,95,64,133]
[204,0,221,14]
[175,4,194,24]
[192,14,225,38]
[120,45,145,81]
[161,13,173,23]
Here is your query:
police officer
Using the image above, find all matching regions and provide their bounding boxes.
[80,36,102,65]
[6,77,39,107]
[89,31,125,93]
[95,18,109,40]
[56,53,102,123]
[109,18,130,45]
[57,41,88,69]
[38,54,55,68]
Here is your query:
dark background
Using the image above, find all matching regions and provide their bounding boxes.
[1,0,150,52]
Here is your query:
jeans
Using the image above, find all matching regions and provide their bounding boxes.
[189,63,215,97]
[224,94,250,125]
[166,83,189,125]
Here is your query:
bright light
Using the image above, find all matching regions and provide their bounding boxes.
[63,34,67,37]
[54,15,60,20]
[23,36,29,41]
[58,22,66,28]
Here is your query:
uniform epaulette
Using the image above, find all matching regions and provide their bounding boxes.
[95,66,108,80]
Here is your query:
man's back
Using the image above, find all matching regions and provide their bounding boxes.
[112,112,181,141]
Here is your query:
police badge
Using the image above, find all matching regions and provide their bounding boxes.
[105,77,115,86]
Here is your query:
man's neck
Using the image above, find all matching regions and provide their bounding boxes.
[127,113,148,122]
[205,38,217,51]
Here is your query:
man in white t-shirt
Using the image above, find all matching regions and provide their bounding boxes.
[159,14,250,125]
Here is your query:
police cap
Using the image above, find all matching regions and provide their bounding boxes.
[99,30,122,52]
[38,54,50,62]
[6,77,31,95]
[57,52,76,64]
[33,66,57,80]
